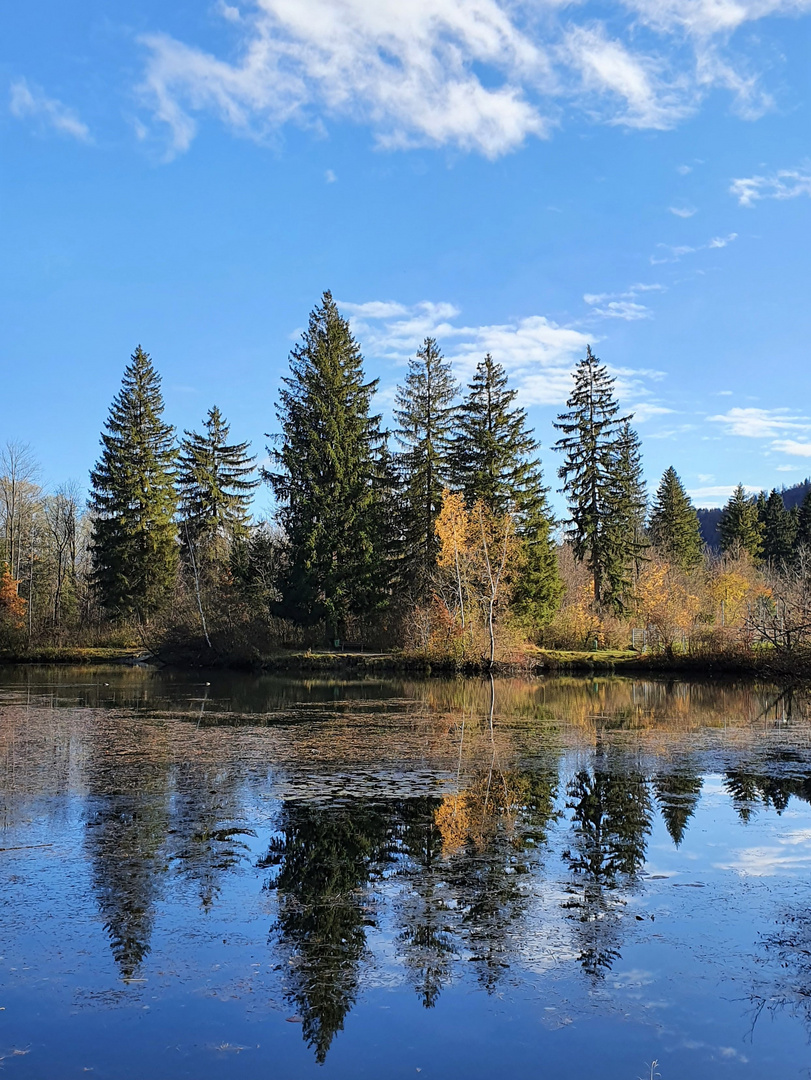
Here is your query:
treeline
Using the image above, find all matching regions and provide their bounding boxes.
[2,290,810,665]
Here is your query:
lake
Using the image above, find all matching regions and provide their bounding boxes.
[2,666,811,1078]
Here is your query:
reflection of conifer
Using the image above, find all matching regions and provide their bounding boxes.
[260,802,390,1063]
[724,770,761,822]
[85,753,171,980]
[562,765,652,978]
[444,767,558,994]
[394,797,456,1009]
[653,770,703,846]
[170,761,254,910]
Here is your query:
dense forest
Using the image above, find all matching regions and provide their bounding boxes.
[2,291,811,668]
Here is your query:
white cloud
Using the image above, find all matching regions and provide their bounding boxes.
[339,297,664,409]
[585,299,653,321]
[583,282,664,320]
[718,830,811,876]
[669,205,697,217]
[676,163,692,175]
[134,0,811,157]
[631,402,675,421]
[561,24,695,130]
[708,407,811,439]
[731,167,811,207]
[772,439,811,457]
[708,408,811,460]
[688,483,759,505]
[325,168,337,182]
[9,78,91,142]
[651,231,737,263]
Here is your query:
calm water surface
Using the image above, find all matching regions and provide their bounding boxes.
[2,667,811,1079]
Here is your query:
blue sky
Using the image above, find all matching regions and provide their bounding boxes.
[2,0,811,514]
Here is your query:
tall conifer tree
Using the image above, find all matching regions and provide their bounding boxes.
[394,337,458,592]
[90,347,178,619]
[267,292,387,636]
[759,489,797,567]
[450,353,561,625]
[602,421,648,609]
[797,489,811,550]
[178,406,258,559]
[719,484,762,559]
[553,347,631,605]
[649,466,702,569]
[449,354,541,513]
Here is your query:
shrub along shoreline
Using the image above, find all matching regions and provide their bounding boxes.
[2,642,809,681]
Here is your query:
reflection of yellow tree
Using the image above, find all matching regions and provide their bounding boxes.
[436,769,557,856]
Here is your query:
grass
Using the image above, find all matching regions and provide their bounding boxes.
[0,645,144,665]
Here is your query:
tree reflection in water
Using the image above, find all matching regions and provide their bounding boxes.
[84,731,171,981]
[562,751,653,978]
[653,766,703,846]
[259,802,391,1064]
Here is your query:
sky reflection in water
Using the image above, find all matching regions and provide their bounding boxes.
[2,668,811,1078]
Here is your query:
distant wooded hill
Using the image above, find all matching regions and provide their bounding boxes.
[697,478,811,551]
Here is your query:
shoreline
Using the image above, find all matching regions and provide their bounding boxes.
[0,644,807,680]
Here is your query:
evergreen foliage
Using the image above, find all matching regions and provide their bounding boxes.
[719,484,762,559]
[449,354,541,515]
[553,347,632,607]
[178,406,258,559]
[449,353,560,626]
[394,338,459,592]
[653,771,703,846]
[602,422,648,610]
[798,490,811,549]
[759,488,798,567]
[89,347,179,619]
[266,292,388,635]
[649,466,703,570]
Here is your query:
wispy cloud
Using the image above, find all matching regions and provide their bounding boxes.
[731,167,811,207]
[688,483,759,506]
[339,298,664,409]
[668,205,696,218]
[651,232,736,263]
[9,78,91,142]
[772,440,811,458]
[583,282,664,321]
[708,407,811,459]
[708,407,811,440]
[134,0,807,158]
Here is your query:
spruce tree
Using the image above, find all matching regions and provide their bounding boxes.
[448,354,561,625]
[449,354,541,514]
[553,347,631,606]
[719,484,762,559]
[602,421,648,609]
[90,347,178,619]
[798,490,811,550]
[760,488,797,567]
[649,466,703,570]
[394,337,458,592]
[178,406,258,560]
[266,292,387,637]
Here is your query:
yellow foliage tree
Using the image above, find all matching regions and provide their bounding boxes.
[433,491,519,665]
[636,558,701,654]
[0,562,26,643]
